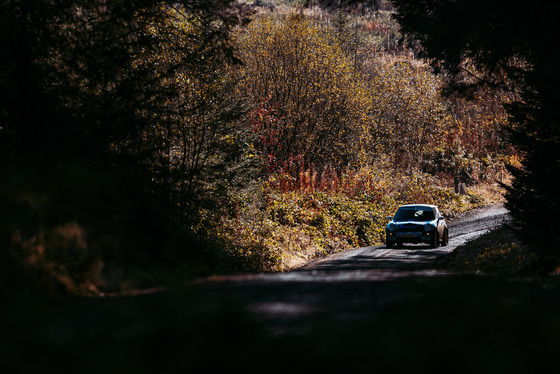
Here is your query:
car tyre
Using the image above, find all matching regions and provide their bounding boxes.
[386,236,395,248]
[430,232,439,248]
[441,229,449,246]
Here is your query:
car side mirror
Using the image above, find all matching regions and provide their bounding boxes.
[387,216,393,221]
[438,216,444,221]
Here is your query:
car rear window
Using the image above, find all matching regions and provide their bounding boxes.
[394,207,435,221]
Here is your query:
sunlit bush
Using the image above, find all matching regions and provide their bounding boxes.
[444,225,538,274]
[236,12,373,170]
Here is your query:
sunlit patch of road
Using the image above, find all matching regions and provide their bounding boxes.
[297,204,510,276]
[198,205,510,285]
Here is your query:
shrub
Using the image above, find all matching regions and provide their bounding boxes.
[441,225,538,274]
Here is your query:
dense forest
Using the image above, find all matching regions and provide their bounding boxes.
[2,0,547,297]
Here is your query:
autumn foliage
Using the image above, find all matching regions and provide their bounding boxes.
[211,7,514,273]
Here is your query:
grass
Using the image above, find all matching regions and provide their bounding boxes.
[436,224,538,275]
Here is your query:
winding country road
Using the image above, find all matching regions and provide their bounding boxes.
[4,205,560,373]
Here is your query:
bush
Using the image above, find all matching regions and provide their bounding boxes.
[439,225,538,274]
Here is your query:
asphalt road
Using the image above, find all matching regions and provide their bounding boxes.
[4,205,560,374]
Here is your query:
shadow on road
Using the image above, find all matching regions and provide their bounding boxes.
[307,245,449,273]
[4,270,560,374]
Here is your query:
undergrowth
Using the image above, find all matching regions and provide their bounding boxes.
[438,225,538,274]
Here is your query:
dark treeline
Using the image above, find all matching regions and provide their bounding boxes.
[0,0,253,295]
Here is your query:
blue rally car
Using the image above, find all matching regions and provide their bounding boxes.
[385,204,449,248]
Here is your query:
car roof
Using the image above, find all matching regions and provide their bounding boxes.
[398,204,437,209]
